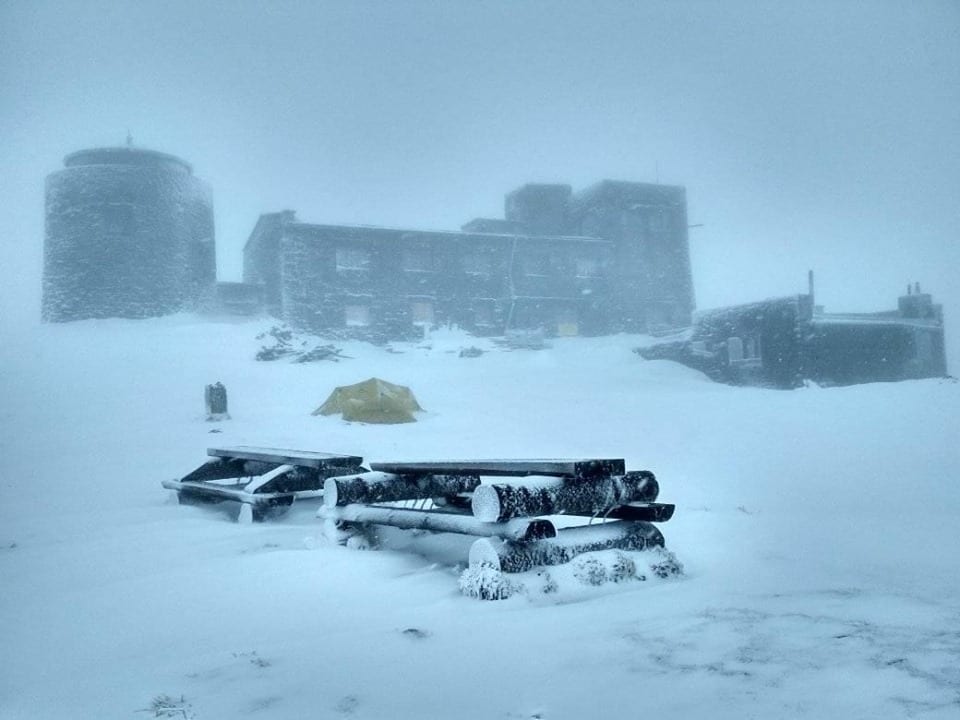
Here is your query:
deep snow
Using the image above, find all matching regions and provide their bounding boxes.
[1,316,958,719]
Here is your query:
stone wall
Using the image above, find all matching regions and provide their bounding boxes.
[43,148,215,322]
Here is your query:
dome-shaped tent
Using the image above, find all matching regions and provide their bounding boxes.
[313,378,423,424]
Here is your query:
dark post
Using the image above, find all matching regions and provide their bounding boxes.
[205,382,229,421]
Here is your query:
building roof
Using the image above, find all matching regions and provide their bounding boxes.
[285,221,610,244]
[812,314,942,329]
[63,147,193,174]
[572,179,686,207]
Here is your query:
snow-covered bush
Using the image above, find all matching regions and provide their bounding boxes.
[459,563,518,600]
[142,694,194,719]
[254,325,346,363]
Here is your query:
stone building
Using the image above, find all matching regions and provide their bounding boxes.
[638,278,947,388]
[43,147,216,321]
[243,180,695,338]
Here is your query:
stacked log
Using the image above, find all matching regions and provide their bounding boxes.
[468,521,665,573]
[323,472,481,507]
[320,504,556,542]
[470,470,659,522]
[317,460,675,591]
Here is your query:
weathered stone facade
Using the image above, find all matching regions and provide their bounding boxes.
[43,147,215,322]
[243,179,696,338]
[638,288,947,388]
[248,220,613,340]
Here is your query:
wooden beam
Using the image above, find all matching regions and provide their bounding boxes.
[162,478,325,505]
[319,504,557,541]
[208,446,364,469]
[571,502,675,523]
[368,458,625,480]
[179,457,252,483]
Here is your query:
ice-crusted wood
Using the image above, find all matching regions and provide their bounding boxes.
[324,472,481,507]
[468,521,665,573]
[207,446,363,469]
[576,502,675,523]
[319,504,556,541]
[369,459,626,480]
[471,471,659,522]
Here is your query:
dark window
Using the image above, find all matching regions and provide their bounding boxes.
[522,251,552,277]
[410,301,434,325]
[649,210,669,232]
[345,305,371,326]
[402,246,434,272]
[575,256,600,278]
[462,251,493,275]
[336,247,371,272]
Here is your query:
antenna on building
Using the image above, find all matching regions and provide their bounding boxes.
[125,130,134,148]
[808,269,815,304]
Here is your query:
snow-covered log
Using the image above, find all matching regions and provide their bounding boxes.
[370,458,625,480]
[468,521,664,573]
[323,472,481,507]
[471,471,659,522]
[319,504,556,541]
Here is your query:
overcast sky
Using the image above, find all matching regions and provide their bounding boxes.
[2,0,958,354]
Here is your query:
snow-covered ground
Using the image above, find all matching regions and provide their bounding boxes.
[1,316,958,719]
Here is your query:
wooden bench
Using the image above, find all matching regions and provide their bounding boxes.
[162,446,364,522]
[317,458,675,581]
[164,451,677,595]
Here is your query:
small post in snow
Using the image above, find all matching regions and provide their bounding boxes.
[205,382,229,421]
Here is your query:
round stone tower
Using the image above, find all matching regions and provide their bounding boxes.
[43,146,216,321]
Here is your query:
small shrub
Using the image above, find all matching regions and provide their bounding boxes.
[142,694,194,719]
[572,556,608,586]
[648,548,684,578]
[459,564,517,600]
[608,551,638,582]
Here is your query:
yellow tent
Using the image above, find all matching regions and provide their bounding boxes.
[313,377,423,424]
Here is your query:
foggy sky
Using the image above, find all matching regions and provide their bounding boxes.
[2,0,958,362]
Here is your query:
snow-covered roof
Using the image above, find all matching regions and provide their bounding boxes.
[286,221,609,244]
[812,314,942,329]
[63,146,193,174]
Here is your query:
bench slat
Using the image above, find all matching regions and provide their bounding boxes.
[368,458,625,479]
[207,446,363,469]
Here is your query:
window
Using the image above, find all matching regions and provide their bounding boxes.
[575,256,600,278]
[473,303,495,327]
[522,251,552,277]
[648,210,669,232]
[401,246,434,272]
[727,336,744,363]
[729,335,762,365]
[462,251,493,275]
[410,301,434,325]
[345,305,371,327]
[915,330,933,363]
[556,306,579,337]
[104,202,135,236]
[336,247,371,272]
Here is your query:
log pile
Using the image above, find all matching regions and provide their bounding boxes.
[315,458,676,598]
